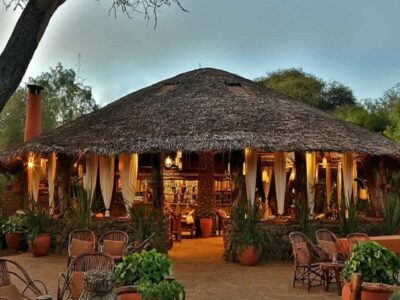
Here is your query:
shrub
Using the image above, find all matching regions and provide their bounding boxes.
[342,241,400,285]
[24,199,52,241]
[0,215,25,233]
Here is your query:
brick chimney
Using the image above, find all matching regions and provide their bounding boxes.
[24,84,43,142]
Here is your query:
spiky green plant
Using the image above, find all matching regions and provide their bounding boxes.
[340,196,359,235]
[70,184,92,230]
[383,192,400,235]
[24,197,52,241]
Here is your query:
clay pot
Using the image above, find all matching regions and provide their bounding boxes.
[200,218,212,238]
[119,293,141,300]
[238,245,261,266]
[342,282,392,300]
[5,232,24,250]
[30,233,51,257]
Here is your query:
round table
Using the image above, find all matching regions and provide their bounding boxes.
[320,262,344,296]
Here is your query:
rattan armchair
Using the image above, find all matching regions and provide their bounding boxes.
[124,233,156,256]
[57,252,114,300]
[347,232,370,253]
[0,258,48,300]
[315,229,345,261]
[67,229,96,265]
[98,230,129,262]
[289,231,327,292]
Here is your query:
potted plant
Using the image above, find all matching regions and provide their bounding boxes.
[1,215,25,250]
[114,249,185,300]
[224,197,266,266]
[24,201,53,257]
[199,211,213,238]
[341,241,400,300]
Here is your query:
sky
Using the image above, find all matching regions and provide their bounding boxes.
[1,0,400,106]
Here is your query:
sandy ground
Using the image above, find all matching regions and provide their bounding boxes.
[1,237,340,299]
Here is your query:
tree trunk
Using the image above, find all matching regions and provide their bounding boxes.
[151,153,163,209]
[197,151,216,219]
[57,153,73,214]
[0,0,65,113]
[294,152,307,205]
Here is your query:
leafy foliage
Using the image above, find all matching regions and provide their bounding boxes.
[224,197,266,261]
[139,280,185,300]
[342,241,400,285]
[128,203,168,252]
[68,184,92,230]
[0,215,25,233]
[24,198,52,241]
[383,193,400,235]
[114,249,185,299]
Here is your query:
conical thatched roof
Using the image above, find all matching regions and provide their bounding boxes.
[1,68,400,164]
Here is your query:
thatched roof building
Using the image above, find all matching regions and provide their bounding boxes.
[1,68,400,166]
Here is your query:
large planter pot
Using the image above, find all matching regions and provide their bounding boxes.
[238,245,261,266]
[30,233,51,257]
[5,232,24,250]
[342,282,393,300]
[200,218,212,238]
[120,293,141,300]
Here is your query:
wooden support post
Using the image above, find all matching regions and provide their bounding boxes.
[151,153,163,209]
[57,154,73,214]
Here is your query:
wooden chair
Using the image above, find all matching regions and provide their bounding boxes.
[289,231,326,292]
[124,233,156,256]
[315,229,345,261]
[347,233,370,253]
[57,252,114,300]
[0,258,47,300]
[68,229,96,265]
[98,230,129,262]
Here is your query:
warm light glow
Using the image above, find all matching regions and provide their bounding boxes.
[165,156,173,168]
[178,161,183,170]
[242,162,246,176]
[262,168,269,182]
[289,167,296,181]
[322,157,327,169]
[177,150,183,158]
[27,156,34,169]
[359,188,368,200]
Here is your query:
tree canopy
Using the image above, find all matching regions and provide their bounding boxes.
[0,63,98,150]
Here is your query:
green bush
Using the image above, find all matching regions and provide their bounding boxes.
[342,241,400,285]
[69,184,92,230]
[24,199,52,241]
[384,193,400,235]
[0,215,25,233]
[114,249,185,300]
[340,197,359,235]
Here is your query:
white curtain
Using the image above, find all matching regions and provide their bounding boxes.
[27,153,41,202]
[274,152,286,215]
[342,153,353,206]
[352,161,358,203]
[99,156,115,217]
[83,156,98,204]
[119,153,138,209]
[326,162,332,205]
[47,152,56,208]
[262,167,273,200]
[306,152,317,214]
[245,148,258,205]
[337,162,342,206]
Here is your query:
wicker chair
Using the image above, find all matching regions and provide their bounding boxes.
[289,231,327,292]
[57,252,114,300]
[347,232,370,253]
[315,229,345,261]
[98,230,129,262]
[0,258,47,300]
[124,233,156,256]
[67,230,96,265]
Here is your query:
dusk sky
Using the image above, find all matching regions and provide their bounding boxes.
[1,0,400,106]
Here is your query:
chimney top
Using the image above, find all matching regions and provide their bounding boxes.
[27,84,44,94]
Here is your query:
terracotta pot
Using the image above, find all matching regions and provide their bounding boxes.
[30,233,51,257]
[342,282,392,300]
[200,218,212,238]
[119,293,141,300]
[238,245,261,266]
[5,232,24,250]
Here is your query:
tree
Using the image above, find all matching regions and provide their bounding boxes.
[0,0,185,113]
[256,68,357,111]
[0,63,98,150]
[382,83,400,142]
